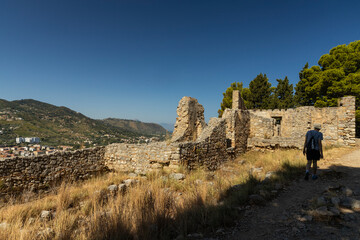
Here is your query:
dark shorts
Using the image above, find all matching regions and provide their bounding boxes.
[306,149,320,161]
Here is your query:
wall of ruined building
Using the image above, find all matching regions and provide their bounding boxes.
[222,109,250,154]
[0,147,107,195]
[171,97,206,142]
[104,93,251,172]
[248,96,356,148]
[104,118,230,172]
[104,142,181,174]
[177,118,228,170]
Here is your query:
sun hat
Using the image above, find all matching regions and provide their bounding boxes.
[314,123,322,130]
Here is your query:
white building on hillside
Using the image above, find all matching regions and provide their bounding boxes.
[16,137,41,144]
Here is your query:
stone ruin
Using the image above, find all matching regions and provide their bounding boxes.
[105,90,250,172]
[248,96,356,148]
[168,90,250,168]
[169,90,356,152]
[0,91,356,194]
[171,97,206,142]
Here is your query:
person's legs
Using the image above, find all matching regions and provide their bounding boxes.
[312,160,317,175]
[305,160,312,180]
[311,159,319,180]
[306,160,312,172]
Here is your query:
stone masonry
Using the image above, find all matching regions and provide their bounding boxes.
[105,94,250,171]
[104,142,181,174]
[171,97,206,142]
[248,96,356,148]
[0,147,107,195]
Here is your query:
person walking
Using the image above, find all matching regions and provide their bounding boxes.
[303,123,323,180]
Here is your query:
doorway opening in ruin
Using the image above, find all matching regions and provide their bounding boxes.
[272,117,282,137]
[226,138,232,148]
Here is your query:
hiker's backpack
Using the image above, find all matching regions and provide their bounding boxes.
[307,135,315,151]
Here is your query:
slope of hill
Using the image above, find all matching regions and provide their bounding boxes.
[102,118,167,136]
[0,99,166,146]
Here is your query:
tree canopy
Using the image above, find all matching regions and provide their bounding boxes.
[248,73,272,109]
[270,76,294,109]
[294,40,360,108]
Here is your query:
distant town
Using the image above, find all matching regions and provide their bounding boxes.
[0,136,71,159]
[0,136,162,160]
[0,145,73,159]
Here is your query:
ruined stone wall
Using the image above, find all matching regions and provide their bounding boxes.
[103,118,230,172]
[104,143,181,174]
[248,96,356,148]
[103,93,250,172]
[222,109,250,154]
[171,97,206,142]
[0,147,107,195]
[177,118,228,170]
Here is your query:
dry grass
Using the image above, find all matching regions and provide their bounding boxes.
[0,146,355,240]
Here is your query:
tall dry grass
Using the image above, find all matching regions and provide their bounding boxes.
[0,147,354,240]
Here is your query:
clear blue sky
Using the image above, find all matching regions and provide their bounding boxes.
[1,0,359,124]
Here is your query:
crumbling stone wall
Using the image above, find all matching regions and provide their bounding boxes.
[248,96,356,148]
[222,108,250,154]
[104,143,181,174]
[104,93,250,172]
[168,91,249,169]
[0,147,107,195]
[104,119,229,172]
[171,97,206,142]
[177,118,228,170]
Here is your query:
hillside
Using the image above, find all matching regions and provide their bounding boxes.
[0,99,166,146]
[102,118,168,136]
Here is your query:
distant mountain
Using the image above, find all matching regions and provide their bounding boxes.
[0,99,166,146]
[159,123,174,132]
[102,118,168,136]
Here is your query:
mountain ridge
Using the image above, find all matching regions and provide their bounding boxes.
[0,98,167,146]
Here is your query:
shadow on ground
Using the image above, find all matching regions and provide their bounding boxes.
[90,162,309,240]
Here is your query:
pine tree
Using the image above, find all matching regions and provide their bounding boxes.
[248,73,272,109]
[272,76,294,109]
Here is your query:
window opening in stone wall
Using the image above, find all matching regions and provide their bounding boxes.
[272,117,282,137]
[226,138,232,148]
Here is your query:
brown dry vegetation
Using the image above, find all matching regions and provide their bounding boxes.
[0,146,355,240]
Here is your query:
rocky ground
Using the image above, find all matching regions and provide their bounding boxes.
[203,147,360,240]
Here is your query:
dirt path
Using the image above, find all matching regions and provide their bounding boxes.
[207,148,360,240]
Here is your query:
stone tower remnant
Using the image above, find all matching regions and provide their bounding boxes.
[171,96,206,142]
[222,90,250,154]
[232,90,246,110]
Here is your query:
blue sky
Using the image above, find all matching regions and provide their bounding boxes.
[1,0,359,124]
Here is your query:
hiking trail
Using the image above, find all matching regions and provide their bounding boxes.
[205,147,360,240]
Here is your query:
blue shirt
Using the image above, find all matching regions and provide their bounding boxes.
[305,130,323,151]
